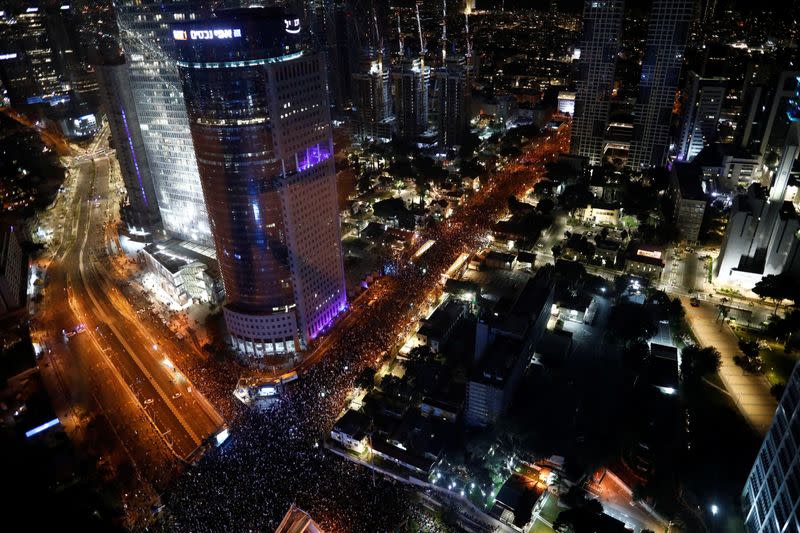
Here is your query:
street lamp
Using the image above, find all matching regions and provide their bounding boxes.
[711,504,719,516]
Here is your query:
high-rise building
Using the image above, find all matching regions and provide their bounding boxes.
[114,0,212,244]
[310,0,352,114]
[570,0,624,166]
[715,89,800,288]
[435,55,470,150]
[0,225,25,315]
[352,48,394,141]
[96,57,162,239]
[391,56,430,142]
[741,362,800,533]
[742,71,800,162]
[628,0,693,170]
[677,72,726,162]
[0,6,65,106]
[174,7,347,358]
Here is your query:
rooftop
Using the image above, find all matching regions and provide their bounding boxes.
[672,163,706,202]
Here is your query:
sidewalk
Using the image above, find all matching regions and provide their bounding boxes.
[680,296,777,435]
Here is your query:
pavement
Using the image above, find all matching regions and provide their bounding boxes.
[680,296,777,435]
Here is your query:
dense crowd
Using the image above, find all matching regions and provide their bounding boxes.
[165,129,568,531]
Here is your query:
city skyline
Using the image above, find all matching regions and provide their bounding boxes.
[2,1,800,531]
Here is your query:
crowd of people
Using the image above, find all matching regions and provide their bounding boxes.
[165,129,569,531]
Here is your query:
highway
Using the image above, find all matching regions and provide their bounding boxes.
[34,150,222,465]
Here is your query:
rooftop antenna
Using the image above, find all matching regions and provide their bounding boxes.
[397,12,404,55]
[464,7,472,58]
[441,0,447,62]
[415,1,426,55]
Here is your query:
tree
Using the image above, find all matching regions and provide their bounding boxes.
[753,274,800,313]
[623,341,650,372]
[380,375,403,396]
[738,339,760,360]
[680,344,721,381]
[355,367,376,389]
[770,383,786,401]
[765,309,800,343]
[608,302,657,344]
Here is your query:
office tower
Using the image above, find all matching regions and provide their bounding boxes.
[570,0,624,166]
[677,72,726,161]
[352,48,394,141]
[392,56,430,142]
[0,225,25,315]
[740,71,800,161]
[435,55,470,150]
[741,363,800,533]
[96,57,162,239]
[628,0,693,171]
[114,0,212,244]
[0,6,64,106]
[310,0,352,114]
[715,89,800,288]
[175,7,347,357]
[46,4,99,106]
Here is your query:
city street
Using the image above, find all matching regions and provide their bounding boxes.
[34,150,222,469]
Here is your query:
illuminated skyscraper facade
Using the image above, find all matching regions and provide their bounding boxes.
[436,55,470,150]
[570,0,624,166]
[742,363,800,533]
[0,6,64,106]
[96,58,162,238]
[677,72,726,162]
[175,7,346,357]
[628,0,693,170]
[392,56,430,142]
[352,48,393,141]
[114,0,211,244]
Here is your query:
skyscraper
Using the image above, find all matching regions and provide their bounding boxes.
[392,56,430,142]
[628,0,693,170]
[741,363,800,533]
[570,0,624,166]
[435,55,471,150]
[174,7,347,358]
[677,71,726,162]
[114,0,211,244]
[0,6,64,106]
[96,57,162,239]
[352,48,394,142]
[715,84,800,288]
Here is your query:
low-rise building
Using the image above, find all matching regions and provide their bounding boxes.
[624,242,666,281]
[276,504,325,533]
[140,239,224,305]
[579,200,621,227]
[370,437,434,476]
[695,143,760,192]
[594,238,622,267]
[649,343,679,395]
[416,299,465,352]
[484,250,518,270]
[330,409,370,454]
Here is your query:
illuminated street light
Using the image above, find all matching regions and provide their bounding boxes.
[711,504,719,516]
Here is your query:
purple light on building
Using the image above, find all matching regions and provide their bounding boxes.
[120,106,149,208]
[308,293,348,340]
[297,143,331,172]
